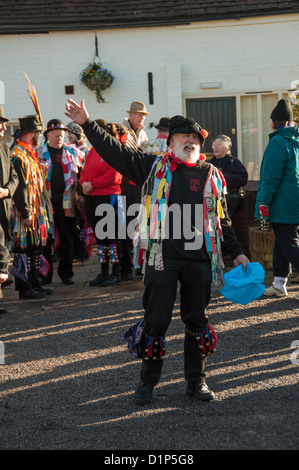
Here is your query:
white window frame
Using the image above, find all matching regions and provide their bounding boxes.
[183,90,289,179]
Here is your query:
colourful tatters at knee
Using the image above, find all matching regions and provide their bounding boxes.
[123,320,144,359]
[123,323,166,360]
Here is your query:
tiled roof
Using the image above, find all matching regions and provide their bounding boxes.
[1,0,299,33]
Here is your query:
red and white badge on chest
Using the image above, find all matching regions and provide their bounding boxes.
[190,178,200,192]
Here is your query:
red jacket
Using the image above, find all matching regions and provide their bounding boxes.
[79,147,122,195]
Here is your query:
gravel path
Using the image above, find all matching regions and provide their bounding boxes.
[0,258,298,451]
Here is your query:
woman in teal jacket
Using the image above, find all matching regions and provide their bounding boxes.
[255,98,299,299]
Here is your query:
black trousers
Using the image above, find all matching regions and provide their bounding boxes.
[140,257,212,386]
[52,200,76,280]
[84,194,121,275]
[121,239,133,275]
[271,223,299,277]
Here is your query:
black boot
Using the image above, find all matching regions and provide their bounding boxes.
[19,289,46,299]
[89,262,109,286]
[101,274,121,287]
[89,273,108,286]
[101,263,121,287]
[18,265,47,299]
[31,257,53,295]
[186,382,215,401]
[35,286,53,294]
[135,382,154,405]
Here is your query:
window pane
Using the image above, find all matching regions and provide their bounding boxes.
[241,95,258,180]
[2,123,18,147]
[261,94,278,152]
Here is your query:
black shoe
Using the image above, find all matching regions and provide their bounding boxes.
[35,286,53,295]
[1,279,13,288]
[101,274,121,287]
[121,272,133,281]
[19,289,47,299]
[186,382,215,401]
[121,273,133,281]
[62,277,74,285]
[0,308,8,314]
[40,277,52,286]
[89,273,108,287]
[135,382,153,405]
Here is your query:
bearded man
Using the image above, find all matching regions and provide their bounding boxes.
[65,99,249,405]
[11,115,53,299]
[37,119,84,285]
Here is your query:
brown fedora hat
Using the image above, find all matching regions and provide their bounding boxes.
[0,106,9,123]
[127,101,150,115]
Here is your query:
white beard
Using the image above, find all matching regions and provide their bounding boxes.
[172,137,200,164]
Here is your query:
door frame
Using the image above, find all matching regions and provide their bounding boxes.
[183,90,288,171]
[185,96,237,159]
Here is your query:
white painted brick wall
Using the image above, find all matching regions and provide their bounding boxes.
[0,14,298,141]
[0,81,4,103]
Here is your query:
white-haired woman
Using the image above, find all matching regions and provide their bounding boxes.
[210,134,248,217]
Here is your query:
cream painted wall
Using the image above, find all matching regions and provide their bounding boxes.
[0,13,298,142]
[0,81,4,103]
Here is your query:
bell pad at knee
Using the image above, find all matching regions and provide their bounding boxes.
[143,334,166,360]
[186,323,217,358]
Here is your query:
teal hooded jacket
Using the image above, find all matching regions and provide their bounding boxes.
[255,125,299,223]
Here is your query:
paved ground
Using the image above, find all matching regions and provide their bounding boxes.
[0,252,298,452]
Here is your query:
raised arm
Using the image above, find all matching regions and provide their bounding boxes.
[65,99,89,125]
[65,99,155,186]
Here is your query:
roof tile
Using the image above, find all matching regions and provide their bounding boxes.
[0,0,299,33]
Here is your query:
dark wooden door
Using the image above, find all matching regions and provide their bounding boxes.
[186,97,237,158]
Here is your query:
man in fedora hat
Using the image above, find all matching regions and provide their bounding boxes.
[123,101,150,148]
[11,114,53,299]
[0,106,9,130]
[0,106,19,311]
[120,102,150,280]
[37,118,84,285]
[65,98,249,405]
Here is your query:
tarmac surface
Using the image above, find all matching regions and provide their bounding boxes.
[0,251,298,452]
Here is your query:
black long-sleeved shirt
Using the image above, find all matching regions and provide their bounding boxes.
[47,146,65,201]
[82,118,243,261]
[210,154,248,192]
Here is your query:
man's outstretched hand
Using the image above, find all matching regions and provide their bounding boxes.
[65,99,89,126]
[233,254,250,271]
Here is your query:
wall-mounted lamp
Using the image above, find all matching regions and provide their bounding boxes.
[200,82,222,89]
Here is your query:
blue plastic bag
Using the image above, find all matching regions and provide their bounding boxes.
[220,262,265,305]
